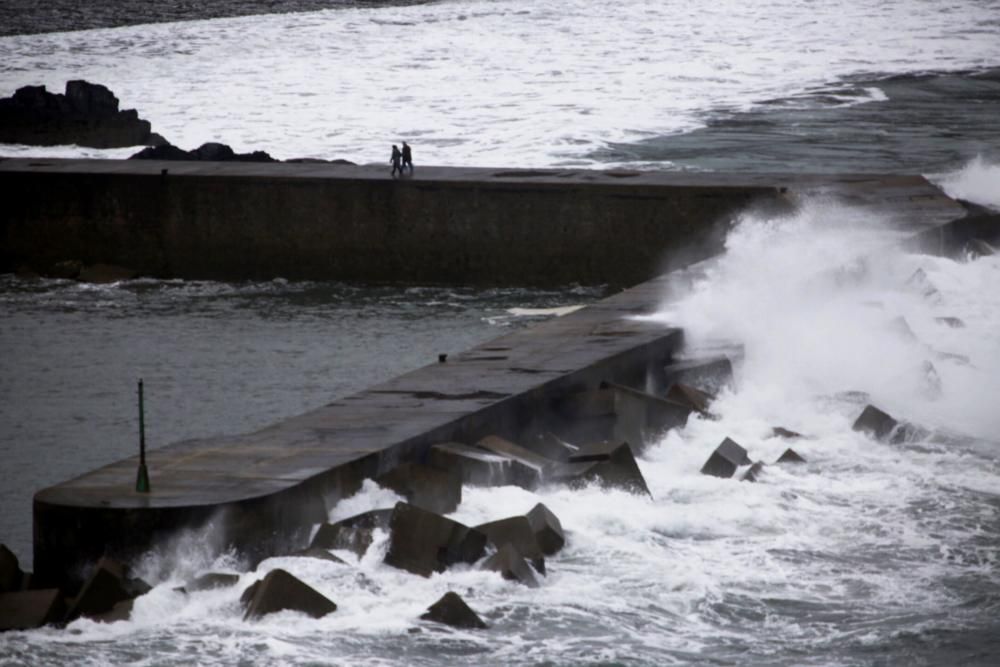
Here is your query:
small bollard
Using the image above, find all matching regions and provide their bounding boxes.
[135,379,150,493]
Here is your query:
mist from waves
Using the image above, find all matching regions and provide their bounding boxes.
[1,0,999,169]
[3,161,998,666]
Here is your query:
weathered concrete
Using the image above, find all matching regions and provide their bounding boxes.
[24,167,971,590]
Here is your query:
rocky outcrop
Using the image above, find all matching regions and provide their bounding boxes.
[0,81,161,148]
[383,502,486,577]
[420,592,487,629]
[241,569,336,621]
[130,141,276,163]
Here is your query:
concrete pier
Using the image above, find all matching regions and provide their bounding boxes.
[18,162,970,590]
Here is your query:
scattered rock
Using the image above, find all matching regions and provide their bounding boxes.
[77,263,138,284]
[473,516,545,574]
[934,316,965,329]
[242,569,336,621]
[852,405,898,441]
[525,503,565,556]
[0,81,158,148]
[665,383,715,415]
[700,438,751,479]
[383,502,486,577]
[0,545,23,594]
[428,442,540,489]
[0,589,66,631]
[420,591,487,629]
[661,357,734,395]
[481,544,540,588]
[776,448,806,464]
[65,557,133,621]
[375,463,461,515]
[130,141,276,162]
[310,509,393,557]
[558,441,651,496]
[740,461,765,483]
[771,427,802,439]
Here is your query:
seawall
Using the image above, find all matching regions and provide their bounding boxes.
[0,159,792,286]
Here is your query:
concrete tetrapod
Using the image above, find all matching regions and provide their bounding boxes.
[559,441,652,496]
[420,592,487,629]
[665,383,715,415]
[383,502,487,577]
[375,463,462,515]
[482,544,540,588]
[242,568,337,621]
[65,557,140,621]
[310,508,394,557]
[700,438,751,479]
[776,448,806,464]
[525,503,565,556]
[474,515,546,574]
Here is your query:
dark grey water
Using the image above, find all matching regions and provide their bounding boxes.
[0,276,604,565]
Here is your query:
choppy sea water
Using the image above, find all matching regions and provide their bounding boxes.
[1,0,1000,664]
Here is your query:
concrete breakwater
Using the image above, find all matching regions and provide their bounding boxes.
[0,158,789,287]
[4,164,985,629]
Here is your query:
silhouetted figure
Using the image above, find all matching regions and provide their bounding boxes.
[402,141,413,173]
[390,144,402,177]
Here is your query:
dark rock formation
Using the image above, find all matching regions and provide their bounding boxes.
[0,545,23,594]
[560,441,651,496]
[420,591,487,629]
[473,516,546,574]
[0,589,66,631]
[310,509,393,557]
[525,503,565,556]
[375,464,462,515]
[852,405,898,441]
[428,442,540,489]
[776,448,806,464]
[665,383,715,414]
[661,357,734,395]
[383,502,486,578]
[130,141,276,163]
[65,558,133,621]
[481,544,540,588]
[700,437,751,479]
[771,427,802,439]
[740,461,765,483]
[242,569,336,621]
[0,81,159,148]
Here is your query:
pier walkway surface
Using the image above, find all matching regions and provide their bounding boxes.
[9,161,968,588]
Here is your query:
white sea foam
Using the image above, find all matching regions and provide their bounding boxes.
[932,156,1000,211]
[1,0,999,166]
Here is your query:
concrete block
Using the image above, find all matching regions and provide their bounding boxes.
[242,568,336,620]
[310,509,393,557]
[473,516,545,574]
[776,448,806,464]
[602,382,692,454]
[525,503,565,556]
[852,405,898,440]
[375,463,461,515]
[662,357,734,395]
[559,441,651,496]
[0,589,66,631]
[740,461,765,483]
[428,442,540,489]
[525,431,580,463]
[482,544,540,588]
[665,383,715,414]
[65,557,132,621]
[383,502,487,578]
[0,545,22,594]
[700,438,751,479]
[90,598,134,624]
[420,591,487,629]
[475,435,555,475]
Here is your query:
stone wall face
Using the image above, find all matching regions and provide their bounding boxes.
[0,161,780,286]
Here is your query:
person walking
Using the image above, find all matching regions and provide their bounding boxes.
[390,144,402,177]
[401,141,413,174]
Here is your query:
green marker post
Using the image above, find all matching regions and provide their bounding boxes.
[136,379,151,493]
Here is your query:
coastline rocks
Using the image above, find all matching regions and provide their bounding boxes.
[420,592,487,629]
[383,502,486,577]
[375,463,461,515]
[700,438,751,479]
[525,503,565,556]
[481,544,540,588]
[559,441,651,496]
[130,141,276,163]
[473,516,546,574]
[310,509,393,557]
[0,81,160,148]
[241,569,336,621]
[0,589,66,631]
[851,405,898,441]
